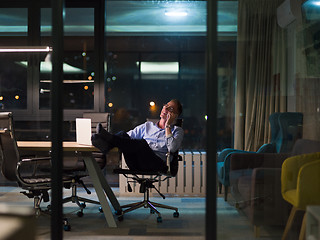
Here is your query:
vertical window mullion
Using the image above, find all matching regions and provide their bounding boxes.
[28,1,41,115]
[95,0,105,112]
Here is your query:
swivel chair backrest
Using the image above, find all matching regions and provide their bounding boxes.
[0,112,20,181]
[83,112,111,169]
[0,111,14,132]
[83,112,111,133]
[175,118,183,128]
[166,118,183,176]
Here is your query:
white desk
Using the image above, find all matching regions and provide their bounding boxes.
[17,141,121,228]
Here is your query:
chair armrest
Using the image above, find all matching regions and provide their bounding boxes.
[20,156,51,163]
[217,148,254,163]
[282,152,320,196]
[19,156,52,169]
[230,153,290,171]
[17,157,52,179]
[297,159,320,207]
[165,151,181,176]
[16,157,53,187]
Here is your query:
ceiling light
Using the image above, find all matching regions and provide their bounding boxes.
[0,46,52,53]
[40,80,94,83]
[18,61,85,74]
[139,62,179,74]
[165,11,188,17]
[313,0,320,5]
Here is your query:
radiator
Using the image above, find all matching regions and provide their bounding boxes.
[118,151,206,196]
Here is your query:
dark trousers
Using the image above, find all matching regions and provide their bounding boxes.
[111,131,168,172]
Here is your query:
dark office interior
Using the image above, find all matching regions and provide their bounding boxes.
[0,0,320,239]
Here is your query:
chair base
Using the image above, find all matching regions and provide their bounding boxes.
[114,169,180,222]
[62,182,100,216]
[21,189,50,217]
[24,192,72,231]
[119,199,179,222]
[33,195,51,217]
[63,196,100,209]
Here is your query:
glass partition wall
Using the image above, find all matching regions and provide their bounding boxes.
[40,8,96,110]
[217,0,320,239]
[0,0,319,239]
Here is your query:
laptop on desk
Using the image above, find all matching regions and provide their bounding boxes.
[76,118,92,145]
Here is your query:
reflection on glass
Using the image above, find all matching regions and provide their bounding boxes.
[0,54,27,109]
[0,8,28,36]
[218,0,320,239]
[0,8,28,110]
[40,8,95,109]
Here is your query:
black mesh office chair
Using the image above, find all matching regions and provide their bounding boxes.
[0,112,73,219]
[61,112,112,216]
[113,119,183,223]
[61,152,101,218]
[0,112,114,230]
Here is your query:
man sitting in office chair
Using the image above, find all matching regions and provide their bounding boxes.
[91,99,183,176]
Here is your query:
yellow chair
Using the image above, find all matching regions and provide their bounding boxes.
[281,152,320,240]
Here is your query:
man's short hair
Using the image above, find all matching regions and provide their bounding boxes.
[171,99,183,116]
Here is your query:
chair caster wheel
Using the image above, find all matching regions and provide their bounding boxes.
[157,216,162,223]
[115,210,122,215]
[63,218,71,231]
[80,203,86,209]
[63,224,71,231]
[99,206,103,213]
[35,209,41,217]
[77,211,83,217]
[118,215,124,221]
[173,211,179,218]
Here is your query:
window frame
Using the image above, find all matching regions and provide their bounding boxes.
[0,0,106,121]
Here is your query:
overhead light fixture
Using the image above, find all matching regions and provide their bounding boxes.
[165,11,188,17]
[0,46,52,53]
[17,61,85,74]
[139,62,179,74]
[40,80,94,83]
[312,0,320,6]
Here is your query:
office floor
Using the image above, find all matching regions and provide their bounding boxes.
[0,186,288,240]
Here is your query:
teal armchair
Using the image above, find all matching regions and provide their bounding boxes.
[217,112,303,201]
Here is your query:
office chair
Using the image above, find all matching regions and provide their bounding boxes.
[61,112,111,216]
[113,119,183,223]
[83,112,111,174]
[0,112,73,222]
[61,152,101,217]
[83,112,111,180]
[0,112,108,230]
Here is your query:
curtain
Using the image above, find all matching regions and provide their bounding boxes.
[234,0,287,151]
